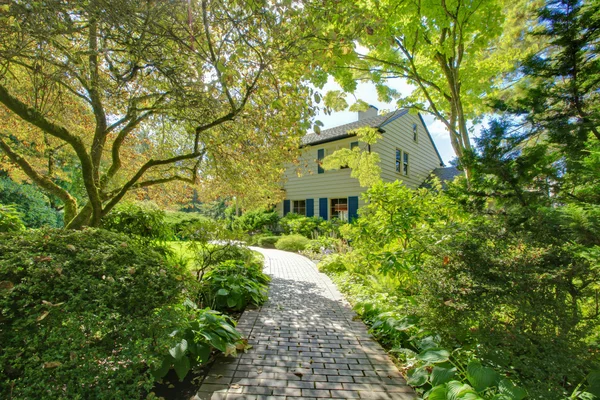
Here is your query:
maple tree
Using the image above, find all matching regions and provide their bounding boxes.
[0,0,314,228]
[310,0,539,176]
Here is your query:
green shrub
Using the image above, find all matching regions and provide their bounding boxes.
[164,211,211,240]
[101,202,173,242]
[151,303,247,382]
[418,212,600,398]
[0,228,191,399]
[0,177,61,228]
[234,209,279,234]
[275,234,310,252]
[0,204,26,232]
[318,254,347,273]
[202,259,270,311]
[257,235,279,248]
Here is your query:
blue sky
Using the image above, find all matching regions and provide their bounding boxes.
[313,77,455,165]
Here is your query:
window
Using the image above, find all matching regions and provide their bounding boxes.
[413,123,418,142]
[396,149,409,175]
[350,141,359,150]
[317,148,325,174]
[293,200,306,215]
[330,198,348,221]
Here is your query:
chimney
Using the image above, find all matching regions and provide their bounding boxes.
[358,105,378,120]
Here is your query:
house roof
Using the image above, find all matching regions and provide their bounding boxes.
[301,109,409,146]
[420,166,463,189]
[301,109,445,166]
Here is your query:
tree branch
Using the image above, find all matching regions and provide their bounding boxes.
[0,134,78,224]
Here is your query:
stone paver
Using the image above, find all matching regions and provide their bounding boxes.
[195,248,416,400]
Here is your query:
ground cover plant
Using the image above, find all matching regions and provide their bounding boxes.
[319,176,600,399]
[0,229,190,398]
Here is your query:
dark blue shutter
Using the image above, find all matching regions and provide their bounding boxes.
[319,198,328,220]
[317,149,324,174]
[348,196,359,222]
[283,200,290,216]
[306,199,314,217]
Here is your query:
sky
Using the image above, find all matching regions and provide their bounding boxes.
[313,77,456,165]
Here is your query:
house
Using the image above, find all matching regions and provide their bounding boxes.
[276,106,453,221]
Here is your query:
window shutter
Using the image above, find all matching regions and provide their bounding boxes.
[348,196,359,222]
[319,198,328,220]
[306,199,314,217]
[283,200,290,216]
[317,149,324,174]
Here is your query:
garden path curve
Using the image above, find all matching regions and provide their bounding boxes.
[195,248,416,400]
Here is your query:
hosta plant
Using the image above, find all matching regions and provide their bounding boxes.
[202,260,270,311]
[151,301,249,381]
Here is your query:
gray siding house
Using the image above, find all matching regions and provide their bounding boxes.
[276,106,449,221]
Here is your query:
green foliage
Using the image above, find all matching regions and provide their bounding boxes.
[234,209,279,235]
[317,254,347,274]
[101,202,173,242]
[418,209,600,398]
[342,180,460,279]
[201,260,270,311]
[279,213,342,238]
[322,127,382,187]
[0,177,61,228]
[275,234,310,252]
[0,228,191,399]
[0,204,25,232]
[164,211,211,240]
[151,304,246,382]
[257,235,280,248]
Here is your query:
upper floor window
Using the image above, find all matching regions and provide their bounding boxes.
[317,148,325,174]
[350,141,359,150]
[330,198,348,221]
[413,123,418,142]
[396,148,409,176]
[293,200,306,215]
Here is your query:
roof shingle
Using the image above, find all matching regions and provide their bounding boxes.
[302,109,409,146]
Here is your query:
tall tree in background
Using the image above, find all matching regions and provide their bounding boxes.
[312,0,538,176]
[502,0,600,159]
[0,0,314,228]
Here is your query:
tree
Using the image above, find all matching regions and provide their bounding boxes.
[0,0,314,228]
[498,0,600,160]
[310,0,538,176]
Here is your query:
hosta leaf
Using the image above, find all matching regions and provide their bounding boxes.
[427,384,448,400]
[466,360,500,392]
[431,365,457,386]
[459,394,485,400]
[394,315,419,331]
[417,335,440,350]
[587,370,600,396]
[216,288,229,296]
[173,356,190,381]
[226,296,239,308]
[447,381,477,400]
[418,348,450,364]
[151,357,172,380]
[407,366,429,386]
[169,339,188,361]
[194,343,212,363]
[498,379,528,400]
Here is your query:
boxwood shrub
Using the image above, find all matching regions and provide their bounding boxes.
[0,228,192,399]
[275,234,310,252]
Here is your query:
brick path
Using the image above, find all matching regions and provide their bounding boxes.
[195,248,416,400]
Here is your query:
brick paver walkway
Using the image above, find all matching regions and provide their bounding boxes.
[195,248,416,400]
